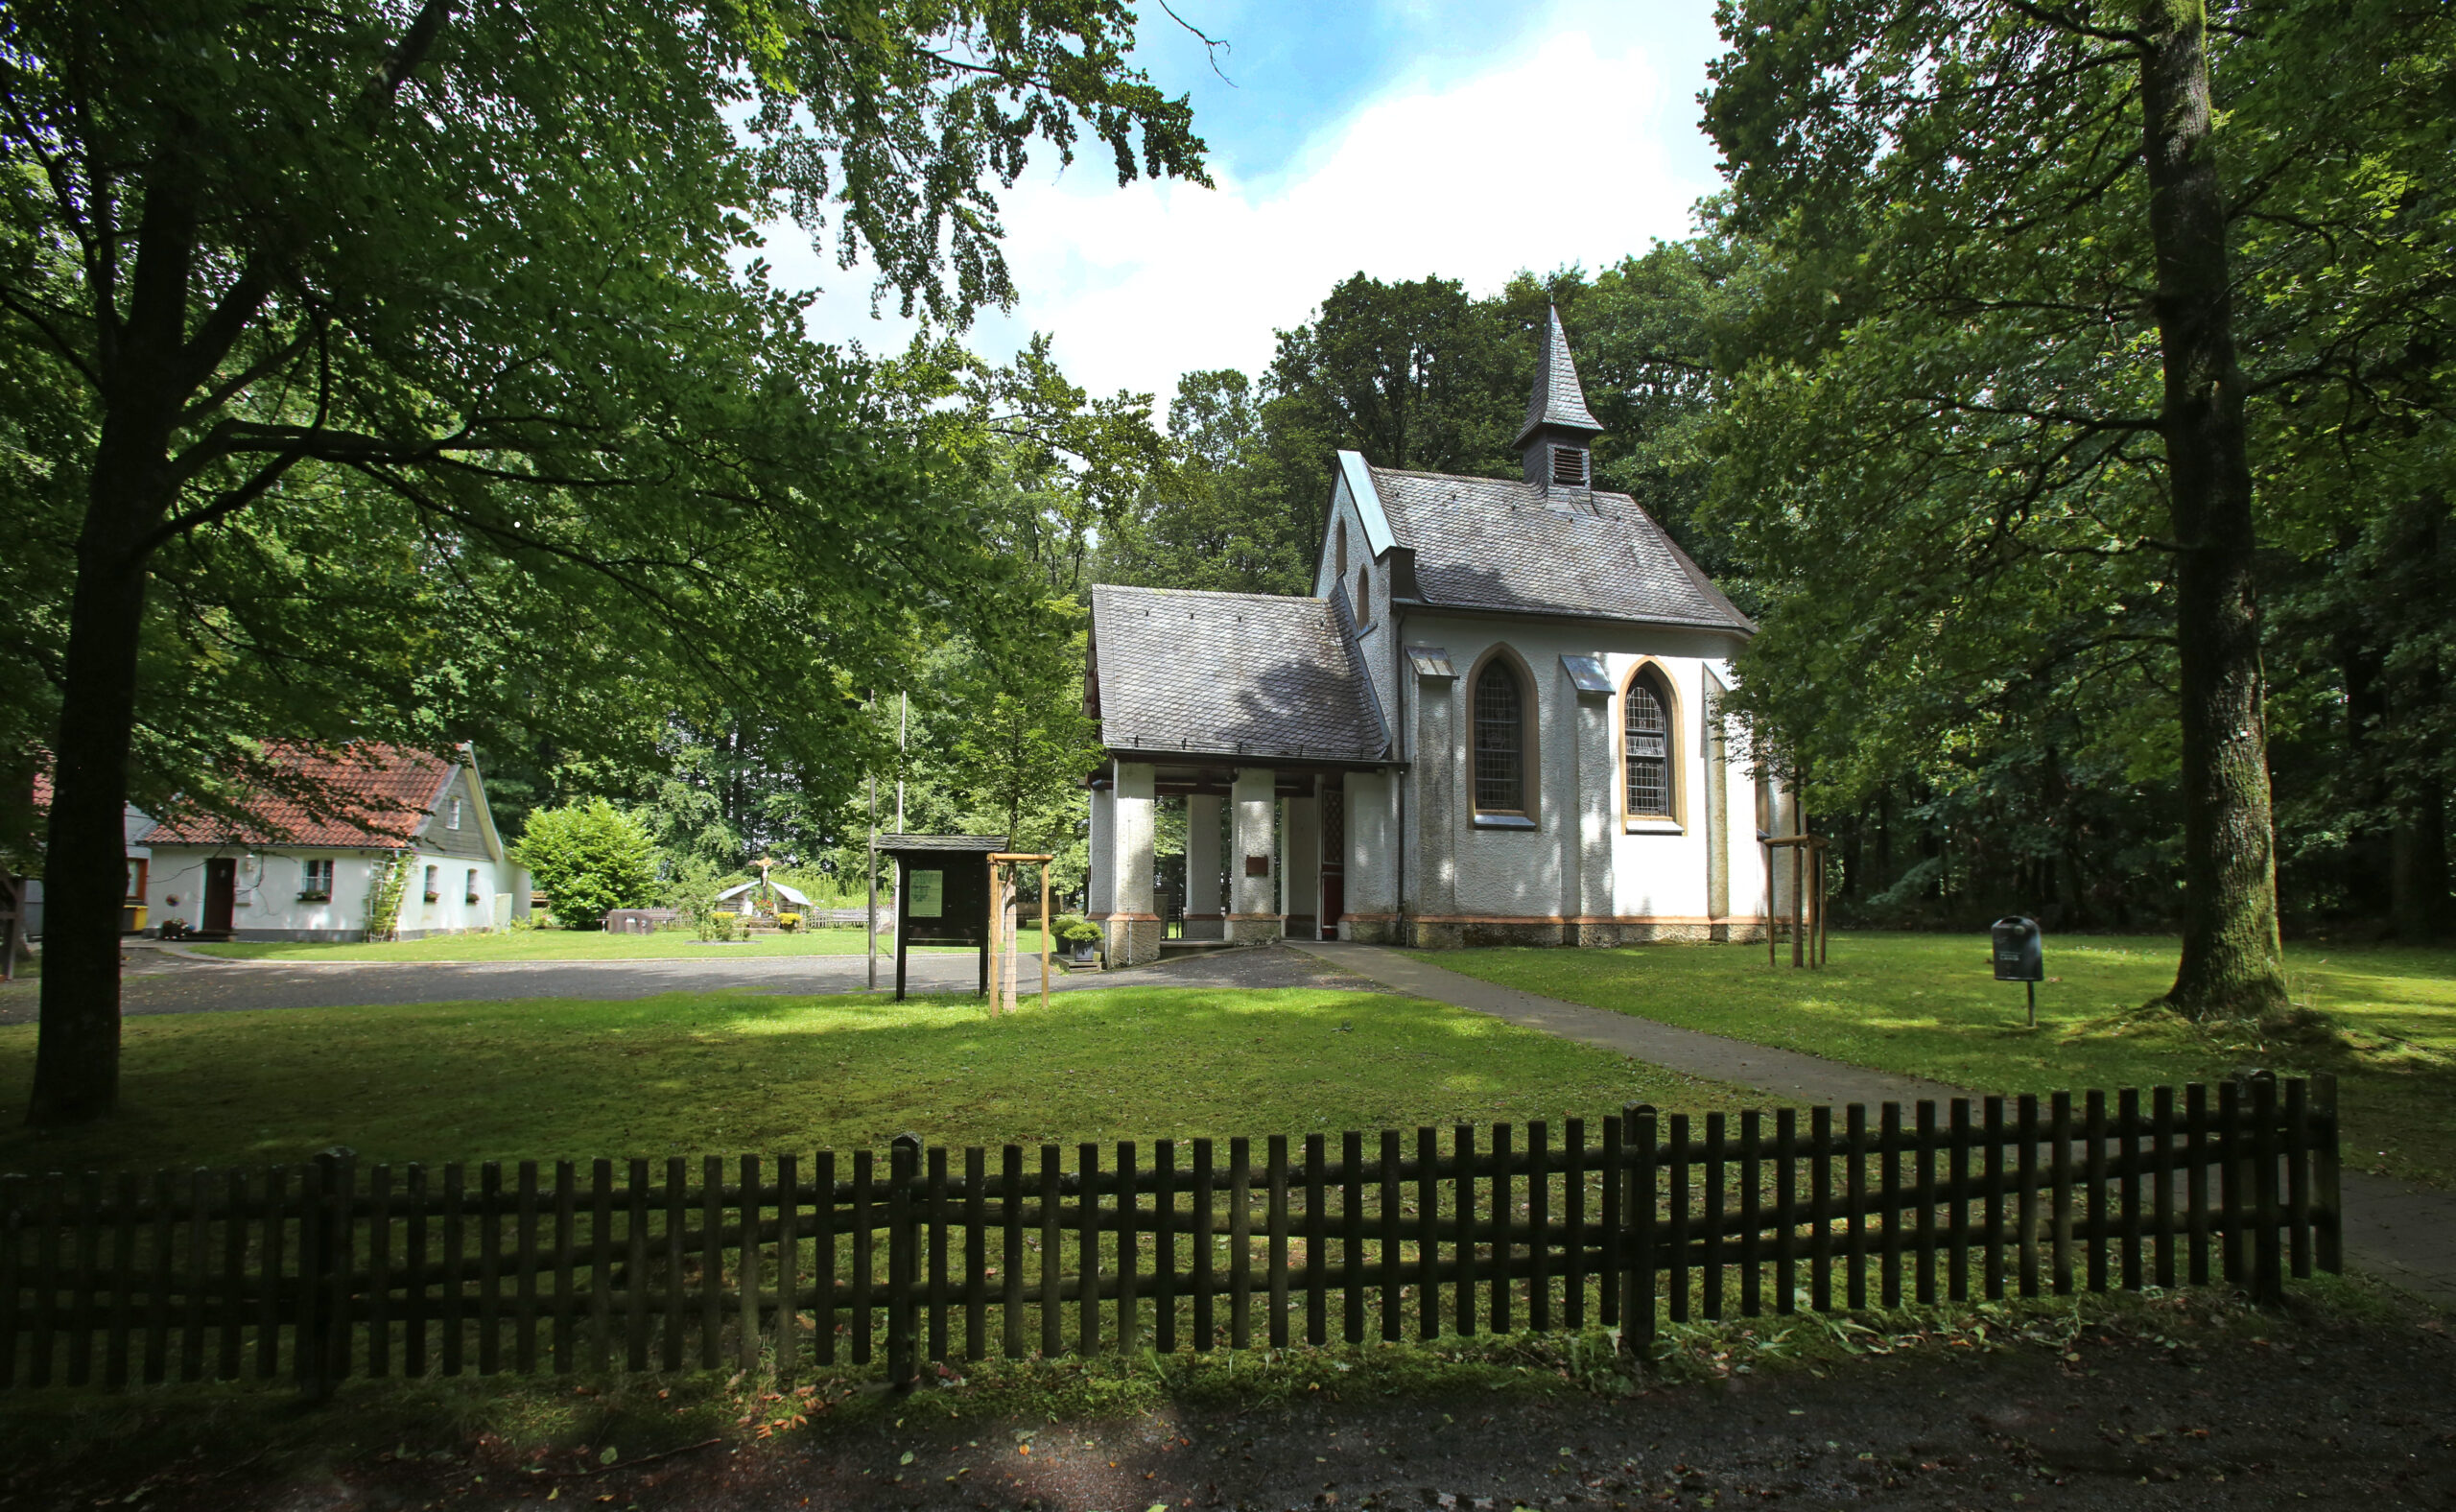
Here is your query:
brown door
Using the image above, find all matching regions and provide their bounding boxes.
[1318,788,1346,940]
[203,858,237,933]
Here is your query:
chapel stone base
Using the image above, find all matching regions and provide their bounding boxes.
[1098,914,1163,967]
[1375,919,1771,949]
[1180,912,1225,940]
[1223,912,1285,944]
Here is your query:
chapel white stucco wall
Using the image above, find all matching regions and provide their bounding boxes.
[1397,613,1763,943]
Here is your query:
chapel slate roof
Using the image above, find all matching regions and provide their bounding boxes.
[134,744,459,848]
[1088,585,1388,762]
[1516,305,1603,445]
[1368,465,1756,633]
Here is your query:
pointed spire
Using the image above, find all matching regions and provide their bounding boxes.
[1514,305,1602,449]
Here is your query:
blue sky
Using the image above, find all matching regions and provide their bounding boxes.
[782,1,1732,411]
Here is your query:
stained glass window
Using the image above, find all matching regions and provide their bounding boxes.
[1625,673,1671,816]
[1474,661,1524,812]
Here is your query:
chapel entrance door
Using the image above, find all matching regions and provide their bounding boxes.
[202,858,237,934]
[1317,787,1345,940]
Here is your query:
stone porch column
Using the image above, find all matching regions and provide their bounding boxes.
[1183,793,1224,939]
[1342,768,1397,943]
[1097,761,1161,966]
[1282,791,1320,939]
[1225,767,1283,942]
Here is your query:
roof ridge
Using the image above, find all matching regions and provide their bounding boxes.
[1368,462,1639,510]
[1095,582,1328,607]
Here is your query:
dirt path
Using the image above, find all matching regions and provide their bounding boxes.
[20,1296,2453,1511]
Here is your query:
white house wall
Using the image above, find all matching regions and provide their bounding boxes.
[145,847,515,942]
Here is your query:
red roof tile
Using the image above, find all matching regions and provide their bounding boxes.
[136,744,459,849]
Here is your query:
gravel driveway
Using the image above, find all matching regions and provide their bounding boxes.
[0,942,1386,1022]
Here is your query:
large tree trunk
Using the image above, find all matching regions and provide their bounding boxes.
[2391,777,2451,942]
[2137,3,2288,1020]
[28,156,196,1126]
[2336,607,2393,923]
[29,453,169,1124]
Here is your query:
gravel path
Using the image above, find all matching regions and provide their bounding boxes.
[1293,939,2456,1311]
[0,942,1385,1023]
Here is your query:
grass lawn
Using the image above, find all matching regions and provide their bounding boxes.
[0,983,1746,1177]
[184,925,1048,962]
[1410,932,2456,1190]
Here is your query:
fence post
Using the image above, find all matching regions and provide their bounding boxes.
[303,1147,354,1401]
[2312,1073,2342,1274]
[887,1134,920,1390]
[1621,1104,1656,1357]
[2247,1073,2283,1305]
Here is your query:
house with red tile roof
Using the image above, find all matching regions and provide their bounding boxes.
[134,743,523,941]
[19,771,160,939]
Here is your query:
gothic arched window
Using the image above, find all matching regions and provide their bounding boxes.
[1473,658,1526,814]
[1355,563,1370,625]
[1623,667,1675,818]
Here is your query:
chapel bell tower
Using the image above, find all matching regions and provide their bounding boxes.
[1516,305,1603,490]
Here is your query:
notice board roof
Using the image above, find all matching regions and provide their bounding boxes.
[875,834,1008,855]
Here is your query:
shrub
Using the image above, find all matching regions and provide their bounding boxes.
[1051,913,1102,945]
[510,799,656,929]
[776,912,802,933]
[661,857,727,935]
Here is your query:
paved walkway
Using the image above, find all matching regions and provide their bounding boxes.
[1290,938,2456,1311]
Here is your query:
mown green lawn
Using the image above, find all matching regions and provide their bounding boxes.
[0,984,1746,1177]
[185,925,1046,962]
[1411,933,2456,1189]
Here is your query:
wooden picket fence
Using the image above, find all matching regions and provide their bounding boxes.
[0,1074,2338,1395]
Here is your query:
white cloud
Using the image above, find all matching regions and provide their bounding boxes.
[781,7,1723,413]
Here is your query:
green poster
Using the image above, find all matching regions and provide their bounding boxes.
[909,869,944,918]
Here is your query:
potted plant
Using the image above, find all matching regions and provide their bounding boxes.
[1052,914,1102,965]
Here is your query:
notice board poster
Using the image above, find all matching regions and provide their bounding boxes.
[909,869,944,918]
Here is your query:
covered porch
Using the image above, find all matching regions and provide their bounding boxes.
[1083,583,1393,968]
[1085,758,1399,967]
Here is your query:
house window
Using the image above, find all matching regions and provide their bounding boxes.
[1335,520,1349,578]
[1624,669,1675,817]
[1355,564,1370,626]
[447,796,462,830]
[1473,659,1526,813]
[422,863,439,902]
[124,858,148,903]
[465,867,481,904]
[299,859,335,900]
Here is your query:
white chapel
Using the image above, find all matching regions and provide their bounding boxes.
[1083,310,1800,966]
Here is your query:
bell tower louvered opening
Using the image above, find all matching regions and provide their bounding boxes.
[1549,443,1589,487]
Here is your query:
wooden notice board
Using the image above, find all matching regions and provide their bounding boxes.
[876,834,1006,1002]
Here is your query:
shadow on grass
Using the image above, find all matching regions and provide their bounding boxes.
[0,985,1750,1178]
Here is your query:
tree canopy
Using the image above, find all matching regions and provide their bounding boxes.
[6,0,1205,1122]
[1695,0,2456,1011]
